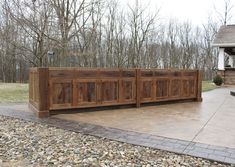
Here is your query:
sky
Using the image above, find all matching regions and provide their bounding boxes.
[119,0,235,25]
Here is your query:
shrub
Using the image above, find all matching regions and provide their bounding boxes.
[213,75,223,86]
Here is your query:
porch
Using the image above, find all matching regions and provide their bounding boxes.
[218,67,235,85]
[212,25,235,85]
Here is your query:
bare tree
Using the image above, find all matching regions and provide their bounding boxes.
[50,0,88,66]
[178,22,194,69]
[3,0,54,67]
[167,19,180,68]
[214,0,234,25]
[0,0,225,82]
[127,0,158,68]
[201,18,219,79]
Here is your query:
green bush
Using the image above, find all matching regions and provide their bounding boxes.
[213,75,223,86]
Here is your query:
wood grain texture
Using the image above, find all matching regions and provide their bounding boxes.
[29,68,49,117]
[29,68,202,116]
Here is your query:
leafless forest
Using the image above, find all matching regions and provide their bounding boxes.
[0,0,233,82]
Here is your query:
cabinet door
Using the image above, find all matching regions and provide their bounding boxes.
[181,78,196,98]
[156,79,169,99]
[101,79,119,104]
[141,79,153,102]
[76,80,97,105]
[50,79,73,108]
[121,79,136,102]
[170,79,181,98]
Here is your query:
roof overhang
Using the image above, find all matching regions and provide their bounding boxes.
[212,43,235,47]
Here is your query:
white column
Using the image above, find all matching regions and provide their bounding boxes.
[229,55,234,67]
[218,48,225,70]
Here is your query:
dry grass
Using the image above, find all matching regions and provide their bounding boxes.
[202,81,217,92]
[0,83,28,103]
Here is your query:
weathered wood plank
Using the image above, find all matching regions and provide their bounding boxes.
[136,69,141,107]
[29,67,202,117]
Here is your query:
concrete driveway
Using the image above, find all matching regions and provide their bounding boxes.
[54,87,235,149]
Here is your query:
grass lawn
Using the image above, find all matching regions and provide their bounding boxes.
[202,81,217,92]
[0,83,28,103]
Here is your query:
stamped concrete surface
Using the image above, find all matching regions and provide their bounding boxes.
[54,87,235,149]
[0,87,235,165]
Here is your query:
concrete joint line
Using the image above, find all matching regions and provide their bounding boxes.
[183,97,228,152]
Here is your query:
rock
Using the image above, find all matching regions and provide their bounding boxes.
[58,156,65,162]
[74,148,80,154]
[0,116,230,167]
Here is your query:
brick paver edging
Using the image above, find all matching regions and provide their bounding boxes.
[0,107,235,165]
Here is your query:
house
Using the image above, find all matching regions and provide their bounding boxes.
[212,25,235,85]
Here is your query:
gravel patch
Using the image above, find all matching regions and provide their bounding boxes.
[0,116,233,167]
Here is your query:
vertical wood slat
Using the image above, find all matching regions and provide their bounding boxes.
[152,78,157,100]
[38,68,49,117]
[96,69,102,104]
[29,68,49,118]
[136,69,141,107]
[72,69,77,106]
[118,69,123,103]
[72,79,77,106]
